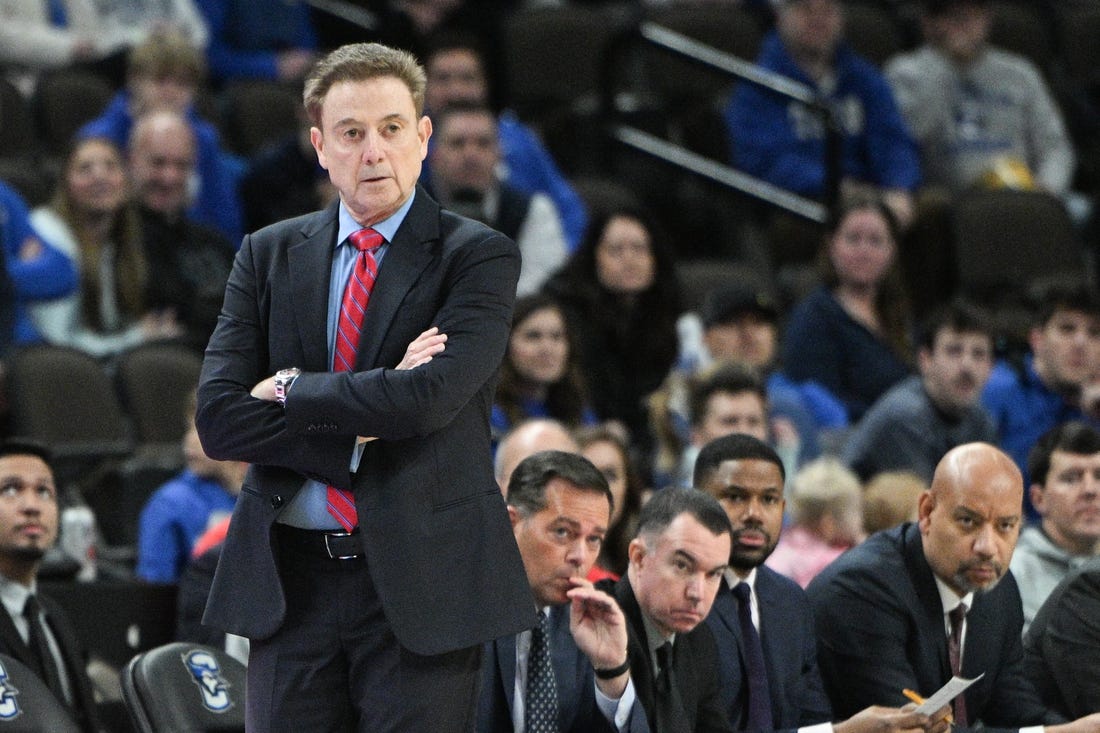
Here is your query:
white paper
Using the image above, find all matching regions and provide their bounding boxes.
[912,673,984,715]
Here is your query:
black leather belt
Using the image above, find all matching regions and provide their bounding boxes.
[276,524,364,560]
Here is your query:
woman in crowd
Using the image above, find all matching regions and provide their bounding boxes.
[780,194,913,421]
[30,137,180,358]
[491,293,597,441]
[576,423,645,582]
[543,205,682,460]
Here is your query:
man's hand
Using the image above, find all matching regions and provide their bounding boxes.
[834,706,936,733]
[567,580,630,699]
[396,327,446,370]
[250,327,448,401]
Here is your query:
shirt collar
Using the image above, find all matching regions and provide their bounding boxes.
[724,565,758,591]
[336,189,417,248]
[933,574,974,616]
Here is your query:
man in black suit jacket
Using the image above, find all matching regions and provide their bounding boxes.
[808,442,1100,733]
[195,42,533,731]
[0,440,100,732]
[1024,557,1100,719]
[479,450,648,732]
[606,487,736,733]
[694,434,929,733]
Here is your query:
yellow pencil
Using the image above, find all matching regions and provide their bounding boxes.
[902,688,953,724]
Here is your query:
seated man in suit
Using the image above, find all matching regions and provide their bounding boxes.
[1024,557,1100,720]
[480,450,646,732]
[0,440,101,732]
[604,487,735,733]
[808,442,1100,733]
[695,433,939,733]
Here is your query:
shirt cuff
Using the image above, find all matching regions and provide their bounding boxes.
[1020,726,1044,733]
[595,677,637,731]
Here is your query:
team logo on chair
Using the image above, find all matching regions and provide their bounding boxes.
[182,650,233,713]
[0,661,21,721]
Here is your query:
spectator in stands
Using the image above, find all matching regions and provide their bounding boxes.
[669,361,791,491]
[427,102,569,296]
[29,136,183,358]
[665,280,848,474]
[0,438,102,731]
[842,298,996,482]
[862,470,925,534]
[0,0,207,94]
[885,0,1074,198]
[725,0,920,242]
[576,423,645,581]
[494,417,580,495]
[238,112,336,233]
[767,456,864,587]
[1024,557,1100,720]
[1010,421,1100,634]
[982,280,1100,500]
[0,179,76,352]
[193,0,317,85]
[78,30,243,242]
[421,30,588,249]
[781,194,913,421]
[136,394,246,583]
[544,205,682,462]
[492,294,597,443]
[128,110,234,353]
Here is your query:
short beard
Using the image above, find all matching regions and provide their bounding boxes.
[952,560,1004,595]
[4,545,47,564]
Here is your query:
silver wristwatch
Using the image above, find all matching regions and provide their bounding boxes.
[274,367,301,406]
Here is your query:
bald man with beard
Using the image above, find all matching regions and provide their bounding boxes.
[808,443,1100,733]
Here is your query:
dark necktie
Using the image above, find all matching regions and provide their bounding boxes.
[23,595,66,703]
[655,641,690,733]
[733,582,774,731]
[948,603,968,727]
[526,612,559,733]
[326,228,384,531]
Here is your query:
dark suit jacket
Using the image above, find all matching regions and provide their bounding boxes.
[605,577,733,733]
[477,603,649,732]
[1024,558,1100,719]
[706,569,832,731]
[806,523,1063,732]
[0,592,101,732]
[196,188,535,654]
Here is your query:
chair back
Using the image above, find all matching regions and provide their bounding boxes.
[115,342,203,449]
[120,642,246,733]
[0,654,81,732]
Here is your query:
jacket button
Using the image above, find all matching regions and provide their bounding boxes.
[271,495,284,509]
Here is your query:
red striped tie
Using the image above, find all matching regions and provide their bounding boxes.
[327,227,384,531]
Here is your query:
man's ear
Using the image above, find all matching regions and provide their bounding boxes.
[1029,484,1046,516]
[917,490,935,533]
[507,504,520,530]
[627,537,646,567]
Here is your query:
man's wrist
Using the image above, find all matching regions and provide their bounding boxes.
[594,657,630,680]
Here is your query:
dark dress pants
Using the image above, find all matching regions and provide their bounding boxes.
[245,535,482,732]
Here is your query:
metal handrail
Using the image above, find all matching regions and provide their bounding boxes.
[601,19,841,223]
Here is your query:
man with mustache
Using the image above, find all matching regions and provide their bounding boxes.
[843,299,996,483]
[696,433,932,733]
[808,442,1100,733]
[1010,421,1100,634]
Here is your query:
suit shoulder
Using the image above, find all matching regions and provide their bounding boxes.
[439,209,518,253]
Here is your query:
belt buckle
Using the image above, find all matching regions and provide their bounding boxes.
[323,531,359,560]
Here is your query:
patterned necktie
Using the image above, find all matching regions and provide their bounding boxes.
[24,595,66,703]
[733,582,774,731]
[525,612,559,733]
[326,228,384,531]
[948,603,969,727]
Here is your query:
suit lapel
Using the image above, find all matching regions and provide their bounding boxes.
[495,634,518,720]
[549,604,580,730]
[755,569,783,722]
[289,204,340,372]
[356,190,439,370]
[901,525,954,683]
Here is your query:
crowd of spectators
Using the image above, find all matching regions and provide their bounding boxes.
[1,0,1100,727]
